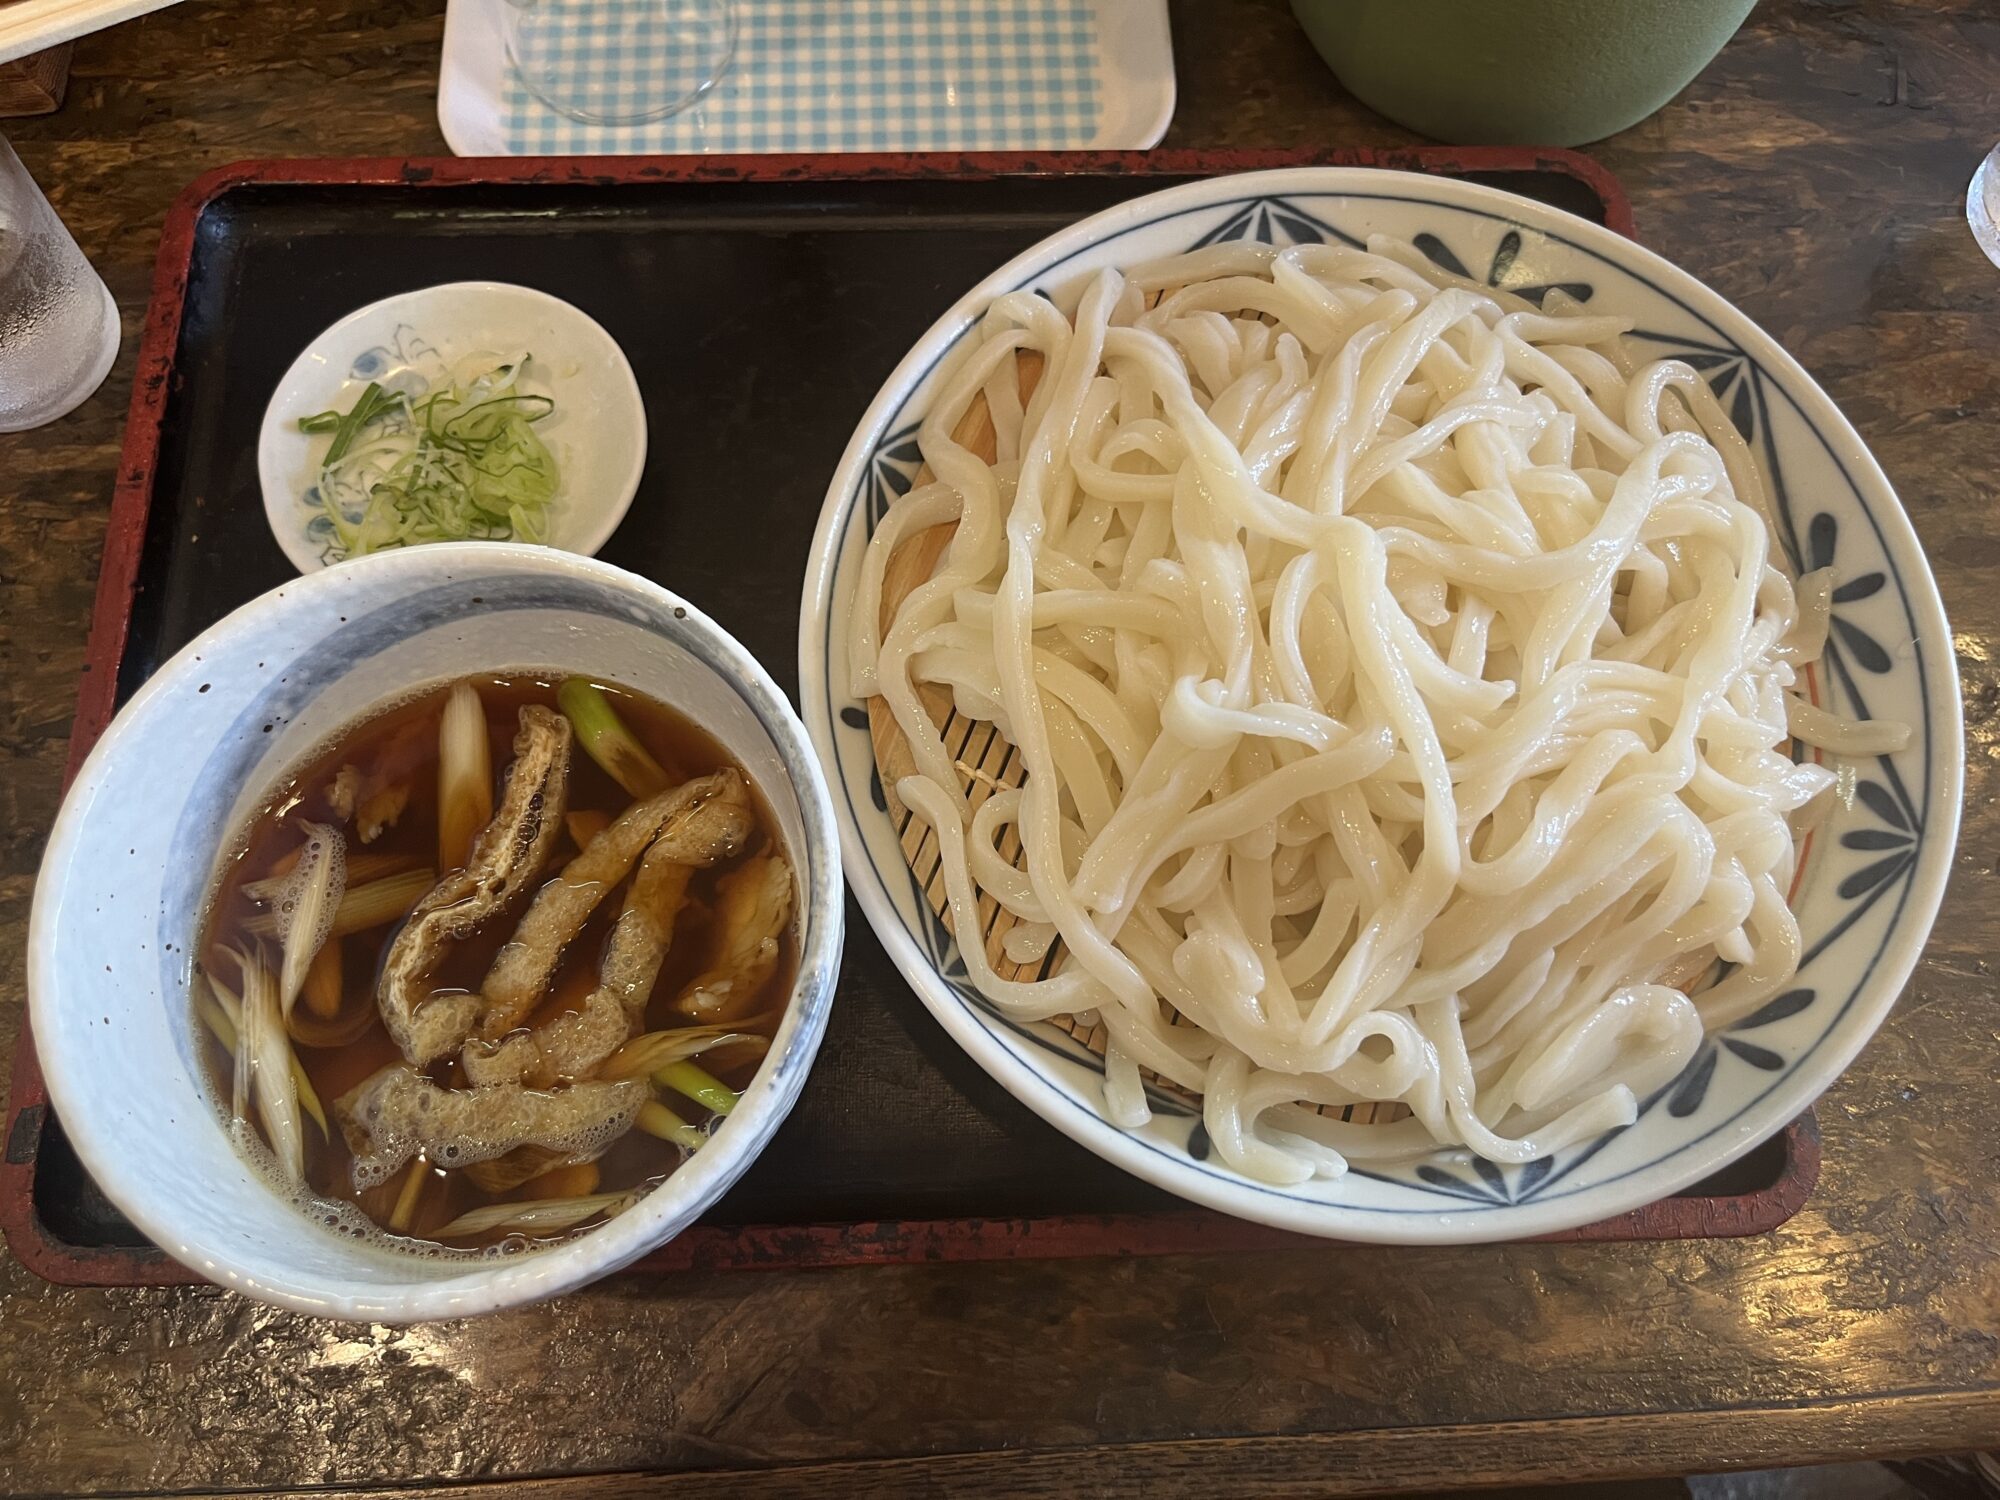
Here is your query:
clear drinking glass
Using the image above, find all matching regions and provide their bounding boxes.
[0,135,120,433]
[505,0,738,126]
[1970,142,2000,270]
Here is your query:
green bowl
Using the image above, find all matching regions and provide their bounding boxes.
[1290,0,1757,146]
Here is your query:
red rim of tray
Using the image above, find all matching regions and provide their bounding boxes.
[1,146,1818,1289]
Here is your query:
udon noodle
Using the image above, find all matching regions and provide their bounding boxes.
[854,235,1907,1185]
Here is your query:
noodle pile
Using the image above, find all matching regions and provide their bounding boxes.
[854,236,1907,1185]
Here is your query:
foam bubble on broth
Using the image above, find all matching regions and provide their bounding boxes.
[342,1072,646,1191]
[227,1117,603,1263]
[274,821,344,968]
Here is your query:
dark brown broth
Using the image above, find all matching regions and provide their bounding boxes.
[196,674,795,1251]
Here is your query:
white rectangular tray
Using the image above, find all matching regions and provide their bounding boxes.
[438,0,1173,157]
[0,0,178,66]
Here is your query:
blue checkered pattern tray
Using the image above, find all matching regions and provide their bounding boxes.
[439,0,1174,157]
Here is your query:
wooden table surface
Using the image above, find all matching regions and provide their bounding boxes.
[3,0,1997,1494]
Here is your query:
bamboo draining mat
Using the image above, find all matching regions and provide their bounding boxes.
[866,354,1066,1011]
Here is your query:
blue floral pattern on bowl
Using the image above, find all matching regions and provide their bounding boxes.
[802,171,1959,1240]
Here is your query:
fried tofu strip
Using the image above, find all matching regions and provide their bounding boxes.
[676,856,793,1020]
[377,707,571,1065]
[476,769,755,1039]
[335,1066,645,1190]
[461,835,703,1088]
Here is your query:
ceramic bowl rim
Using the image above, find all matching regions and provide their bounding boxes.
[797,166,1962,1244]
[31,542,842,1320]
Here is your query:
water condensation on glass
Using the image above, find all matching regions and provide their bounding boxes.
[0,135,121,432]
[1970,142,2000,270]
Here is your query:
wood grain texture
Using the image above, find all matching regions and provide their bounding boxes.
[156,1389,2000,1499]
[0,42,70,116]
[0,0,1996,1495]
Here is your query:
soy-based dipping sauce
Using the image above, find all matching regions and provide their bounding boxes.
[196,675,796,1256]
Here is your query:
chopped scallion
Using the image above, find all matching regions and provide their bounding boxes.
[297,358,560,560]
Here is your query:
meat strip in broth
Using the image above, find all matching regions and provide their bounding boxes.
[460,786,754,1088]
[335,1068,646,1188]
[677,855,794,1020]
[377,705,572,1066]
[476,769,755,1040]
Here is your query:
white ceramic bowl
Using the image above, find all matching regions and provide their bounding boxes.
[257,282,647,574]
[31,544,842,1321]
[799,168,1962,1243]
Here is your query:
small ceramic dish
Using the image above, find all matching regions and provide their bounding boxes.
[30,543,842,1321]
[257,282,646,574]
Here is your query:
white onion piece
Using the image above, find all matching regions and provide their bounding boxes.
[273,821,346,1021]
[437,681,493,872]
[237,952,304,1184]
[432,1189,638,1241]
